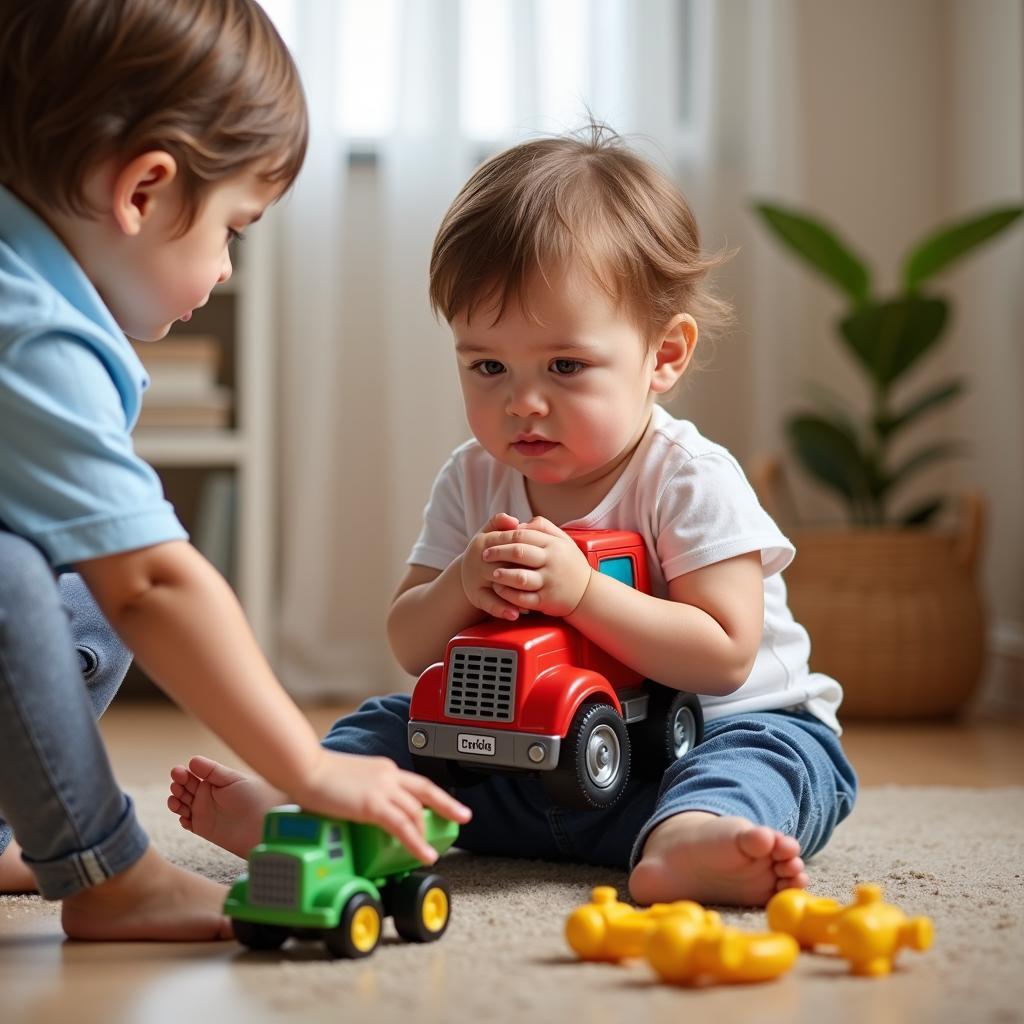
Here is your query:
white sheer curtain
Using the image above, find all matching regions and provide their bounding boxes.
[265,0,800,699]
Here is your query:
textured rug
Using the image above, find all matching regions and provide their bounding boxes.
[6,785,1024,1023]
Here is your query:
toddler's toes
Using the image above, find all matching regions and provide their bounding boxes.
[770,834,801,860]
[774,855,805,879]
[736,825,776,860]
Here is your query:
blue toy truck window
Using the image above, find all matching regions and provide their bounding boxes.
[275,816,320,842]
[598,556,635,588]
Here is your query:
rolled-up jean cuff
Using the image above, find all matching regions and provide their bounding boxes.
[24,794,150,901]
[628,801,753,870]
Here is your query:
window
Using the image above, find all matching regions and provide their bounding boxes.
[260,0,705,148]
[597,556,636,588]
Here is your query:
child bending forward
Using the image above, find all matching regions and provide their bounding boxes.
[170,126,856,908]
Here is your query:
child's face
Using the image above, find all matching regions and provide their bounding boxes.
[452,265,665,492]
[106,168,279,341]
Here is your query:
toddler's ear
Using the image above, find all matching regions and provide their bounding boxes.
[650,314,698,394]
[110,151,179,236]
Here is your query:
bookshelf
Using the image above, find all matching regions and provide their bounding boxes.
[132,219,277,662]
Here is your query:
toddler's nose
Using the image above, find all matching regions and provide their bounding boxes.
[506,382,548,418]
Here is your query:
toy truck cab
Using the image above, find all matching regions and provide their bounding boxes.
[225,805,457,959]
[408,529,704,809]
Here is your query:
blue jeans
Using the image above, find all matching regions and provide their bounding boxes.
[323,694,858,869]
[0,531,144,899]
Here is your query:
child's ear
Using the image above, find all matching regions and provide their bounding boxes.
[110,151,178,236]
[649,313,698,394]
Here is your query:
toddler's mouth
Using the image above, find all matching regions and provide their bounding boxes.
[179,311,192,322]
[512,439,559,456]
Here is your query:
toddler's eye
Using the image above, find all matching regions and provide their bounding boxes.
[551,358,584,376]
[472,360,506,377]
[228,228,246,243]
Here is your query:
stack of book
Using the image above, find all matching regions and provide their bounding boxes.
[133,336,232,429]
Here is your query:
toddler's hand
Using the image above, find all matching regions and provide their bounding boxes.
[461,512,524,621]
[483,516,593,618]
[296,749,472,865]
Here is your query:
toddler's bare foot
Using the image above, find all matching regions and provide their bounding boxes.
[0,839,38,893]
[61,846,231,941]
[628,811,809,908]
[167,755,283,859]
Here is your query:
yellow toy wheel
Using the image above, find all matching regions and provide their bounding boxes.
[324,892,383,959]
[391,872,453,943]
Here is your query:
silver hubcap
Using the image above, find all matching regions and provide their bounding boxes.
[586,724,621,789]
[672,707,697,758]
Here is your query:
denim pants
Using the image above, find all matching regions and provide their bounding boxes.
[0,531,145,899]
[323,693,858,870]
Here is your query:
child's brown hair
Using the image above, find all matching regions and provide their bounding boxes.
[0,0,307,230]
[429,124,731,346]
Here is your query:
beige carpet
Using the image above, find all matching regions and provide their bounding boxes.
[113,783,1023,1024]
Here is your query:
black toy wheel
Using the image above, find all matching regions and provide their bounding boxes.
[388,872,452,943]
[630,685,704,776]
[542,702,630,810]
[232,919,289,951]
[324,892,383,959]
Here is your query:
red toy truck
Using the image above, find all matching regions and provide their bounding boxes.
[407,529,703,809]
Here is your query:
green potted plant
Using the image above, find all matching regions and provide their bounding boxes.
[751,201,1022,717]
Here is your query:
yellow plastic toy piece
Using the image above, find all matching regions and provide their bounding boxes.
[767,883,933,977]
[565,886,711,962]
[645,915,799,985]
[565,886,798,985]
[834,884,934,977]
[766,887,844,948]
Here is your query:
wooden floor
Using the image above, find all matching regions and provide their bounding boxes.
[4,702,1023,1024]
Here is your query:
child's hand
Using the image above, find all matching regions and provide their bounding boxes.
[461,512,524,621]
[483,516,593,618]
[297,749,472,865]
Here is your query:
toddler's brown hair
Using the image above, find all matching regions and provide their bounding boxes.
[0,0,307,231]
[430,124,731,345]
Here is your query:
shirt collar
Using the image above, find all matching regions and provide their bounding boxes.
[0,184,125,341]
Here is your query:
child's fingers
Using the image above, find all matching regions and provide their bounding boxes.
[491,566,543,591]
[486,512,519,531]
[376,803,439,865]
[402,772,473,823]
[493,583,541,609]
[475,588,521,621]
[482,540,546,567]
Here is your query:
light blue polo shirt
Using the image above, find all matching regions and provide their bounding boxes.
[0,185,186,569]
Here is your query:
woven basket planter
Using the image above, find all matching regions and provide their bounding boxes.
[753,459,987,718]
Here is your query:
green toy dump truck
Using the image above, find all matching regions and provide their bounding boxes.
[225,804,459,959]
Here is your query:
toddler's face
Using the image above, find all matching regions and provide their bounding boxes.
[110,168,279,341]
[451,265,659,491]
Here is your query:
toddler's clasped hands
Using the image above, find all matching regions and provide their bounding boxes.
[461,512,593,621]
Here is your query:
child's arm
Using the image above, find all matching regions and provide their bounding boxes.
[484,518,764,696]
[387,512,523,676]
[76,540,470,861]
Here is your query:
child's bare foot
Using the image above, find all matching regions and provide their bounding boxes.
[62,846,231,941]
[168,755,283,859]
[628,811,809,908]
[0,839,38,893]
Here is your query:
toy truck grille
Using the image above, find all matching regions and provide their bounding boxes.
[444,646,517,723]
[249,853,300,908]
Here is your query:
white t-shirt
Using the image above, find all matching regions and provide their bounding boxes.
[409,404,844,733]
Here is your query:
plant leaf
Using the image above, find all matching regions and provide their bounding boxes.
[753,202,871,304]
[875,379,965,439]
[899,497,945,527]
[839,296,948,389]
[903,206,1024,290]
[885,441,965,492]
[787,414,872,508]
